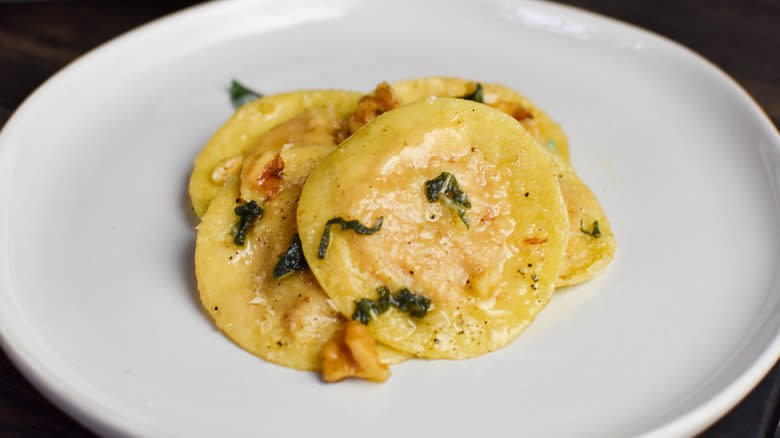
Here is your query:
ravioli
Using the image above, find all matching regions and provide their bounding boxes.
[553,156,616,286]
[391,77,570,162]
[188,89,363,218]
[194,104,409,370]
[192,79,615,380]
[388,77,615,287]
[196,172,406,371]
[297,98,568,359]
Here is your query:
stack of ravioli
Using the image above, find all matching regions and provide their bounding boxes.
[190,77,616,382]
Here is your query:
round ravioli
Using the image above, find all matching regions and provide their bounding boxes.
[390,77,614,287]
[297,98,568,359]
[195,152,406,371]
[553,156,616,286]
[391,77,570,162]
[189,89,363,218]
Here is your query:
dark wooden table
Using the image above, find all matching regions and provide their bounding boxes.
[1,1,778,436]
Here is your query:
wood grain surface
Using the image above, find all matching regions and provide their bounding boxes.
[0,1,778,437]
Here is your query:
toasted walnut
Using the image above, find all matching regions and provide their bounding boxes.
[320,321,390,383]
[240,108,342,201]
[211,155,244,184]
[257,154,284,197]
[241,150,284,200]
[342,82,401,139]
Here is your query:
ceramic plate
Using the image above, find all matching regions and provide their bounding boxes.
[0,1,778,436]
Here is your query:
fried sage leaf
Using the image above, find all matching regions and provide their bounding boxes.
[232,200,263,246]
[390,288,431,318]
[425,171,472,227]
[579,219,601,238]
[272,235,309,279]
[317,216,384,259]
[230,80,263,109]
[352,286,430,324]
[459,83,484,103]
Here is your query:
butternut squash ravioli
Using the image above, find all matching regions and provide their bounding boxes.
[191,79,615,382]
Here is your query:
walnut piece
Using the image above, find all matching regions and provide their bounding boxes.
[239,108,341,202]
[341,82,401,140]
[320,321,391,383]
[241,150,284,200]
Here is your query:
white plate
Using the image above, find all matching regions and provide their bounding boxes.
[0,1,778,437]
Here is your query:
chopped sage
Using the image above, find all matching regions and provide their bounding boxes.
[425,171,472,228]
[391,288,431,318]
[317,216,384,259]
[580,219,601,238]
[352,286,392,324]
[374,286,392,314]
[232,201,264,246]
[352,286,431,324]
[230,80,263,109]
[352,299,376,325]
[272,235,309,279]
[459,83,484,103]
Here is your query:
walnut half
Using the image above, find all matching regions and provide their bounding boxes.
[320,321,391,383]
[341,82,401,140]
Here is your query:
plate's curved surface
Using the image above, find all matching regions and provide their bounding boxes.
[0,1,777,437]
